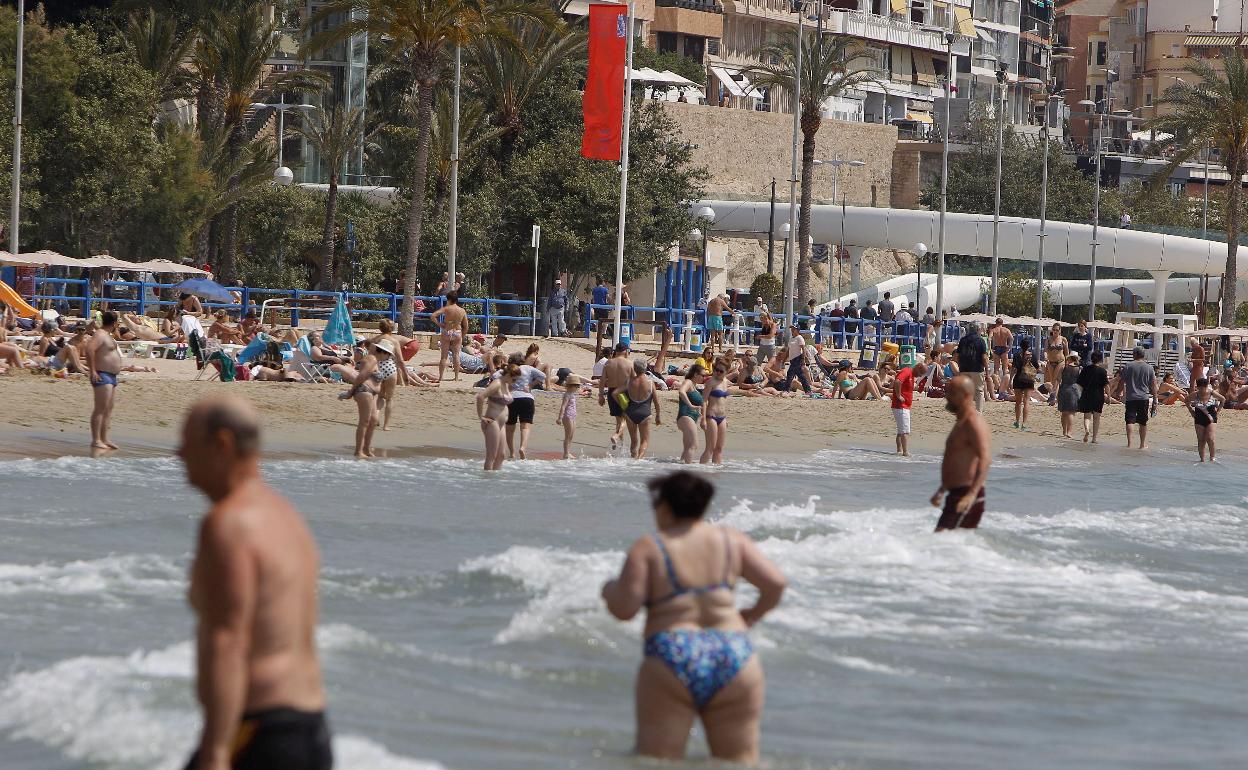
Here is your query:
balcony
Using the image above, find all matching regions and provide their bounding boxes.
[654,0,724,38]
[824,10,970,55]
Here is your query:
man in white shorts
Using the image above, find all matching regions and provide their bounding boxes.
[890,362,925,457]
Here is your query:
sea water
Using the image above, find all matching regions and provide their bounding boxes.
[1,444,1247,770]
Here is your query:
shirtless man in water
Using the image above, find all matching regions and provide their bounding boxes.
[598,342,634,450]
[178,396,330,770]
[931,375,992,532]
[430,292,469,382]
[85,310,123,450]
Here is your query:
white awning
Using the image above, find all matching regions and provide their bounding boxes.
[710,66,760,99]
[975,27,995,44]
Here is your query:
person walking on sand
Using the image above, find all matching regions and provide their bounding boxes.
[624,360,662,459]
[177,396,331,770]
[545,279,569,338]
[955,321,989,412]
[85,310,123,450]
[430,292,469,382]
[555,372,581,459]
[1056,353,1082,439]
[601,471,786,766]
[783,327,812,395]
[989,318,1013,379]
[503,352,545,460]
[705,294,727,354]
[599,342,633,450]
[1113,347,1159,449]
[931,376,992,532]
[1010,339,1037,430]
[892,362,925,457]
[676,365,707,463]
[477,364,519,471]
[1184,377,1224,462]
[701,361,731,464]
[1077,351,1109,443]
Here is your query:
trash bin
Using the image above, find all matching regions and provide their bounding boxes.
[496,293,520,335]
[534,297,548,337]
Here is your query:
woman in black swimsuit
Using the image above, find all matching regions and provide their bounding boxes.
[1010,339,1037,430]
[1184,377,1225,462]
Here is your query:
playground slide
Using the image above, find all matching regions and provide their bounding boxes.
[0,279,39,319]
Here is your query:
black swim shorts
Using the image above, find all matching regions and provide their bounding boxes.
[1124,399,1150,425]
[507,397,536,425]
[607,391,624,417]
[935,487,985,532]
[183,708,332,770]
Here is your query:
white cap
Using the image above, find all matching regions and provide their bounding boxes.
[554,279,561,284]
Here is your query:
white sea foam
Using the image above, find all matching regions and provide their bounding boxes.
[0,456,184,483]
[0,624,437,770]
[459,545,631,645]
[0,554,184,598]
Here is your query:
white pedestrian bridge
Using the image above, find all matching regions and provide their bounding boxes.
[697,200,1241,312]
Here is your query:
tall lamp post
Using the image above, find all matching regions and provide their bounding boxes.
[9,0,23,256]
[914,242,927,309]
[1078,98,1104,322]
[782,0,806,329]
[250,96,313,184]
[989,63,1007,315]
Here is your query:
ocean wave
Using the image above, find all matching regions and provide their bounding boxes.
[0,456,183,483]
[458,545,631,645]
[0,554,184,598]
[0,624,432,770]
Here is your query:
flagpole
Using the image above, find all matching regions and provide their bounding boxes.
[611,2,635,346]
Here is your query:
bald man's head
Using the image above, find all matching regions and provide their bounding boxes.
[945,374,975,414]
[179,396,262,498]
[188,396,262,455]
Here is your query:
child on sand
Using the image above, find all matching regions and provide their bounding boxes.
[556,372,580,459]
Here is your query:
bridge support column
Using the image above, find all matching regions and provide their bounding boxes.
[1151,270,1171,351]
[848,247,866,293]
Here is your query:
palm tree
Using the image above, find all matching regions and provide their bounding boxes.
[469,18,585,166]
[121,9,197,111]
[427,91,506,217]
[742,31,878,309]
[302,0,553,335]
[1152,47,1248,328]
[291,103,368,290]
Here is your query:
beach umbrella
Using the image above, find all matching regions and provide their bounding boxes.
[170,277,233,303]
[322,293,356,346]
[134,259,211,276]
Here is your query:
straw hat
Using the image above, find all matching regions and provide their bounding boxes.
[373,339,397,357]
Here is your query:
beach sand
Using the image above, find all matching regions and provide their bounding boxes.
[0,337,1234,461]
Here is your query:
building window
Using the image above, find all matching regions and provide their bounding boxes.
[1096,42,1107,66]
[1145,92,1152,106]
[684,35,706,62]
[657,32,677,55]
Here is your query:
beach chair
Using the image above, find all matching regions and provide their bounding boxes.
[290,335,333,383]
[189,332,220,381]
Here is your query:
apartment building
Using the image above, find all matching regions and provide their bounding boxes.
[1053,0,1115,142]
[271,1,369,184]
[699,0,980,128]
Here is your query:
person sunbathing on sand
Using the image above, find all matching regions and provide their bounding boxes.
[121,313,167,342]
[208,311,245,345]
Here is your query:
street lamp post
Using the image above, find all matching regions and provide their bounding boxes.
[989,64,1007,315]
[696,205,715,299]
[250,96,313,185]
[934,3,960,322]
[1079,98,1104,322]
[9,0,23,255]
[914,242,927,309]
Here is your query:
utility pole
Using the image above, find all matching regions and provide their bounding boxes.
[989,65,1006,315]
[782,1,805,328]
[935,3,956,321]
[1087,109,1103,322]
[448,45,462,290]
[767,177,776,274]
[9,0,24,256]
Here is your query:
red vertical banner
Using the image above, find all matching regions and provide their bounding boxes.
[582,3,629,161]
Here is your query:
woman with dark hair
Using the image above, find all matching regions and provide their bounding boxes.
[1010,338,1038,430]
[1184,377,1224,462]
[1077,350,1109,443]
[602,471,786,765]
[476,364,519,470]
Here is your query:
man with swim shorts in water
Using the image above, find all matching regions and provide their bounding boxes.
[989,318,1012,380]
[932,375,992,532]
[179,397,331,770]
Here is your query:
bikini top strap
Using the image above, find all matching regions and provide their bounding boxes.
[651,533,684,594]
